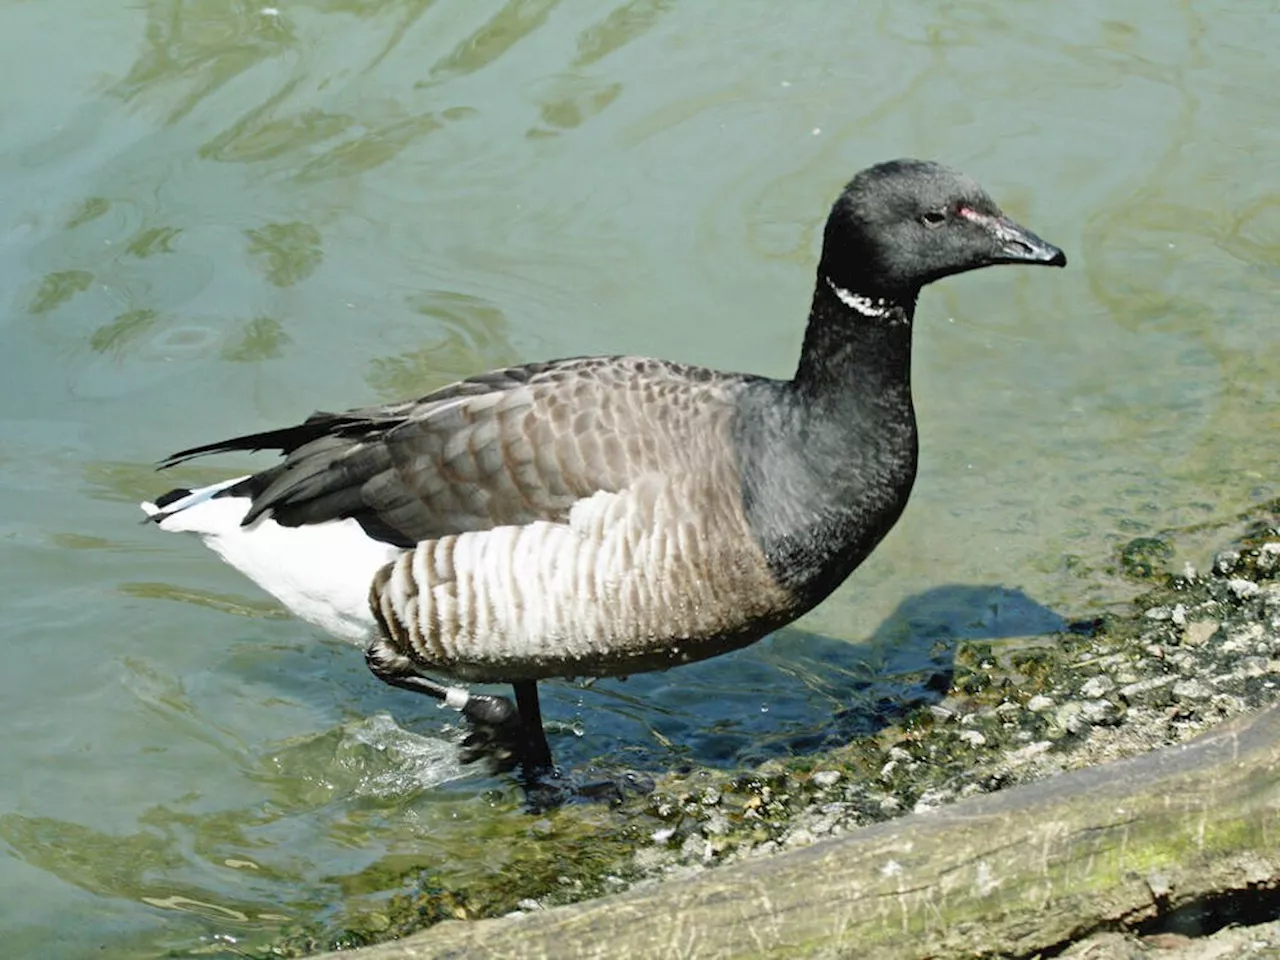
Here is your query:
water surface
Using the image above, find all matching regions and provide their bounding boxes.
[0,1,1277,956]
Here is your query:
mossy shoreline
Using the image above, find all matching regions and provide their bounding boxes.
[264,498,1280,958]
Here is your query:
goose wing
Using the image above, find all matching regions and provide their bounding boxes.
[159,357,752,547]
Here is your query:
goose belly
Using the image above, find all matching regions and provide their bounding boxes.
[369,478,795,681]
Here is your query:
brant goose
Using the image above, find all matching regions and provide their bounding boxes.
[142,159,1066,781]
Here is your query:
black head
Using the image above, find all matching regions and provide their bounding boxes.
[820,159,1066,303]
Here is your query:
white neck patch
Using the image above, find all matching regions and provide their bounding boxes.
[823,277,902,322]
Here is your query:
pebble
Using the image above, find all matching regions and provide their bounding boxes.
[1080,699,1121,725]
[811,770,842,789]
[1182,621,1219,647]
[1006,740,1053,765]
[912,788,955,813]
[1027,694,1055,713]
[1223,623,1265,653]
[1055,701,1091,735]
[959,730,987,747]
[1172,678,1213,700]
[700,813,730,837]
[1119,675,1176,702]
[784,828,816,848]
[1238,657,1269,678]
[1210,692,1246,715]
[1229,579,1261,600]
[1080,675,1114,698]
[1215,550,1240,575]
[808,814,838,836]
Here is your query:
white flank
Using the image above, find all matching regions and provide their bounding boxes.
[142,479,400,642]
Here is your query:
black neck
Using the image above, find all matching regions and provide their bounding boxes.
[792,275,916,411]
[736,275,921,610]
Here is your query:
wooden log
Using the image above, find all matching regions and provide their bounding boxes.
[318,703,1280,959]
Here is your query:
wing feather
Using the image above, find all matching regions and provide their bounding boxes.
[161,357,755,546]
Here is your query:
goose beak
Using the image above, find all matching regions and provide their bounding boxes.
[957,206,1067,267]
[988,215,1067,267]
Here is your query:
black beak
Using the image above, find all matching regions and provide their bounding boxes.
[989,215,1067,267]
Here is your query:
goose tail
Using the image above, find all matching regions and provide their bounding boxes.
[141,476,252,534]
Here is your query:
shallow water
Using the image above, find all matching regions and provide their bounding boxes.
[0,1,1276,956]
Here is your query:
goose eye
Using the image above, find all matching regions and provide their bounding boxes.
[920,210,946,228]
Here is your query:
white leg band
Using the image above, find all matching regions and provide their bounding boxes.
[444,687,470,711]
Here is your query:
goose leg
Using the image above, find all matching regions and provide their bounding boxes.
[510,679,652,812]
[364,639,521,755]
[365,640,643,807]
[513,680,554,775]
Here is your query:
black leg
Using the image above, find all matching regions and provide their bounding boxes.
[365,641,650,808]
[513,680,554,775]
[510,680,653,812]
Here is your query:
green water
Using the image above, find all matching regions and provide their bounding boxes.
[0,1,1276,956]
